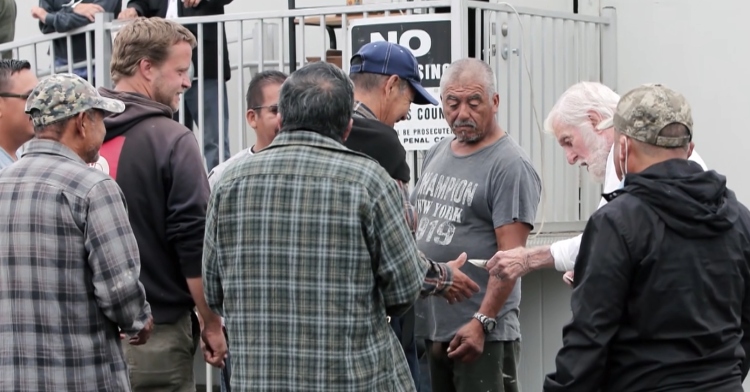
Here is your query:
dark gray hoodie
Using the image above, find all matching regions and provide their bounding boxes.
[98,87,209,324]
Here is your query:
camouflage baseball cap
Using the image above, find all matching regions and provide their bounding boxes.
[25,73,125,127]
[598,83,693,148]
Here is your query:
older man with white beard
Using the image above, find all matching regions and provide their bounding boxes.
[485,81,707,282]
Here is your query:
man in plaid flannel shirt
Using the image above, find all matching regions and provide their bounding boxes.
[0,73,152,391]
[204,62,478,392]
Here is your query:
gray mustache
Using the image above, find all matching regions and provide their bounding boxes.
[453,120,477,129]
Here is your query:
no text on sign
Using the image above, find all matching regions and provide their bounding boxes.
[348,14,453,151]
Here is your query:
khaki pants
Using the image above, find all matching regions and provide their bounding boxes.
[427,340,521,392]
[123,312,199,392]
[0,0,16,59]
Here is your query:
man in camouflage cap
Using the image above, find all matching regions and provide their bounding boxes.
[544,83,750,392]
[0,73,153,391]
[25,73,124,163]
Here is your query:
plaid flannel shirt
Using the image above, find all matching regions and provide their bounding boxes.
[353,101,450,292]
[0,140,150,392]
[204,131,447,391]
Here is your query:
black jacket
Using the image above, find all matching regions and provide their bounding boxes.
[38,0,121,65]
[127,0,232,81]
[97,87,210,324]
[344,117,410,183]
[544,159,750,392]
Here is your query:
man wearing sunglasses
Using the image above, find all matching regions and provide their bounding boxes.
[0,59,37,169]
[208,70,287,189]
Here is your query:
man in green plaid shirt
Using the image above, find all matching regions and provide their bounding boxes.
[204,62,478,391]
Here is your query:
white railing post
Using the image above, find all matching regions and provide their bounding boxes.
[94,12,113,88]
[600,6,618,93]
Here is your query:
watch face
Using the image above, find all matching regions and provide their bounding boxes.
[486,319,497,332]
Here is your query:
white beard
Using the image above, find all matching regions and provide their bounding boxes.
[583,136,611,184]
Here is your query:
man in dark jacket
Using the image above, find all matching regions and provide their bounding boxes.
[345,41,440,392]
[89,17,226,391]
[121,0,232,170]
[31,0,121,81]
[543,83,750,392]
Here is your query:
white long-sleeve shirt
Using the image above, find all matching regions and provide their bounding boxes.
[550,146,707,272]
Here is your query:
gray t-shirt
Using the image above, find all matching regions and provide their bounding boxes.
[411,135,541,342]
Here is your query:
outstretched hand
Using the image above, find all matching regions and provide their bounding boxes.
[440,252,480,304]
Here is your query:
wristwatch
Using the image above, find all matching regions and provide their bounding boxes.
[473,312,497,334]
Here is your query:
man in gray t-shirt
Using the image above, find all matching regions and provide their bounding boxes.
[411,59,541,392]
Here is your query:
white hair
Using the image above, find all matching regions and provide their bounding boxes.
[439,58,497,98]
[543,81,620,134]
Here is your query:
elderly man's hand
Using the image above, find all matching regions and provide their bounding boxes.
[440,253,480,304]
[562,271,574,287]
[485,246,531,281]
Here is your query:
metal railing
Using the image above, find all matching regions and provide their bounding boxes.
[0,1,615,384]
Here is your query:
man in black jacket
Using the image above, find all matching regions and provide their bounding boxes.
[543,83,750,392]
[345,41,440,392]
[121,0,232,170]
[31,0,122,81]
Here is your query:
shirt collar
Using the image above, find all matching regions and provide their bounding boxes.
[267,130,360,156]
[353,101,379,121]
[20,139,86,165]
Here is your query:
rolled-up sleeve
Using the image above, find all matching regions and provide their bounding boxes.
[85,179,150,335]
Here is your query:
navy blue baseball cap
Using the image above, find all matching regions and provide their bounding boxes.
[349,42,439,106]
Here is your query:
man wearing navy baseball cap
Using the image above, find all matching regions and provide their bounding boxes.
[345,41,442,392]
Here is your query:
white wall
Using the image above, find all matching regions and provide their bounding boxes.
[603,0,750,205]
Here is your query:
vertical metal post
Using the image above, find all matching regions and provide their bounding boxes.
[217,21,226,163]
[85,32,93,84]
[449,0,467,61]
[600,7,617,92]
[238,21,247,150]
[288,0,297,72]
[258,20,265,73]
[66,35,74,73]
[197,23,206,158]
[94,12,113,88]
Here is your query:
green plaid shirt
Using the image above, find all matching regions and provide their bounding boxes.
[204,130,446,391]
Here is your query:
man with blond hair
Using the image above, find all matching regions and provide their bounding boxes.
[486,81,707,283]
[89,17,226,391]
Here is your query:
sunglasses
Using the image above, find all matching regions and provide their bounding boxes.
[251,104,278,114]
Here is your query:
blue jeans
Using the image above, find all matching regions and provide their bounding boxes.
[182,79,231,171]
[54,58,91,81]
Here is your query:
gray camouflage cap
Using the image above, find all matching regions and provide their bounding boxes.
[25,73,125,127]
[598,83,693,148]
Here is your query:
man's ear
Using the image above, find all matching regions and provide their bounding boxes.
[588,110,604,133]
[342,118,353,142]
[76,111,88,138]
[687,141,695,159]
[384,75,400,97]
[138,58,156,82]
[246,109,257,129]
